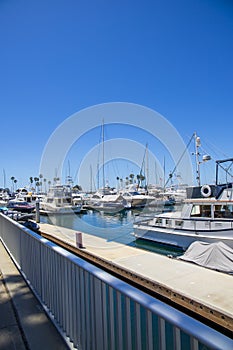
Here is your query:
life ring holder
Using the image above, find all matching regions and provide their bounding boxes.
[201,184,212,198]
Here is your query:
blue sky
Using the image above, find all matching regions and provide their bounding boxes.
[0,0,233,191]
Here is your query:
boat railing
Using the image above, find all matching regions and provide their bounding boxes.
[136,215,233,231]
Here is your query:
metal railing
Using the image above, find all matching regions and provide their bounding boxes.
[0,213,232,350]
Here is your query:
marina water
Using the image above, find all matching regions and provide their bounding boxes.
[40,206,183,257]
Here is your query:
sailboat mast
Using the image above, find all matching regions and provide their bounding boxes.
[90,165,93,193]
[102,119,105,189]
[163,156,166,190]
[146,143,149,189]
[3,169,6,189]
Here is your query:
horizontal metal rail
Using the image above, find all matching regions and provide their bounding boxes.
[0,213,232,350]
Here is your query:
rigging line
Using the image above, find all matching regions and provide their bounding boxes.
[140,143,148,176]
[164,133,195,188]
[218,161,233,179]
[202,137,230,159]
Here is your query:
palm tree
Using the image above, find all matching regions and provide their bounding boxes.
[129,173,134,184]
[10,176,15,193]
[29,177,33,190]
[14,179,18,192]
[116,176,120,190]
[34,177,39,193]
[48,180,51,190]
[35,181,40,192]
[43,178,47,193]
[39,174,43,193]
[120,178,123,189]
[53,177,59,185]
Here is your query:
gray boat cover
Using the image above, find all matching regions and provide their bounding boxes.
[178,241,233,274]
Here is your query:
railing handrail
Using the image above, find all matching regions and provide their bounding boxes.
[0,213,232,349]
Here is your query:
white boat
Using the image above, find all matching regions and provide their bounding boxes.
[133,158,233,250]
[39,185,82,214]
[120,185,155,208]
[87,192,127,213]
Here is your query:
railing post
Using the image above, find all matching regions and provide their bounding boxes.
[35,198,40,223]
[75,232,85,249]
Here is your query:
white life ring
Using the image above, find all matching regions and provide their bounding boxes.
[201,184,212,197]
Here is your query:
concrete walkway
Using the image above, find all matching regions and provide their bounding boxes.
[39,223,233,333]
[0,241,70,350]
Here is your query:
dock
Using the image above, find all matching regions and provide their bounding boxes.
[39,223,233,337]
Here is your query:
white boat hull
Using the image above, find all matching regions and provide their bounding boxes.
[133,224,233,250]
[40,204,81,215]
[88,202,125,214]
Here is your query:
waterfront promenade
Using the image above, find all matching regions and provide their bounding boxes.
[0,240,69,350]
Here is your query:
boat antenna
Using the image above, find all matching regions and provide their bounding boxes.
[192,132,211,186]
[194,132,201,186]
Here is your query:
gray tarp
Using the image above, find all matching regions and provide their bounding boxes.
[178,241,233,274]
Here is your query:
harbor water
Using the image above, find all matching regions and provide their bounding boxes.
[40,206,184,257]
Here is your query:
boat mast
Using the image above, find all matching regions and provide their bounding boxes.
[90,165,93,193]
[3,168,6,189]
[146,143,149,190]
[102,119,105,189]
[194,132,201,186]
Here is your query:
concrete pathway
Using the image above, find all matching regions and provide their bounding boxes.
[0,240,70,350]
[39,223,233,322]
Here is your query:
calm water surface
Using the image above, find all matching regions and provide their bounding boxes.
[40,206,183,257]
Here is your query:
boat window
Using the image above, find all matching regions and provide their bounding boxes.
[214,204,233,218]
[191,205,201,217]
[191,204,211,218]
[175,220,183,227]
[200,205,211,218]
[155,218,162,225]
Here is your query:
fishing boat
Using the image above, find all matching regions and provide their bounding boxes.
[133,158,233,250]
[39,185,82,215]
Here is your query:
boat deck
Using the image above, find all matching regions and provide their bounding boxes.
[39,222,233,336]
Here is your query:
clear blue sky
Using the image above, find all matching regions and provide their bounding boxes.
[0,0,233,191]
